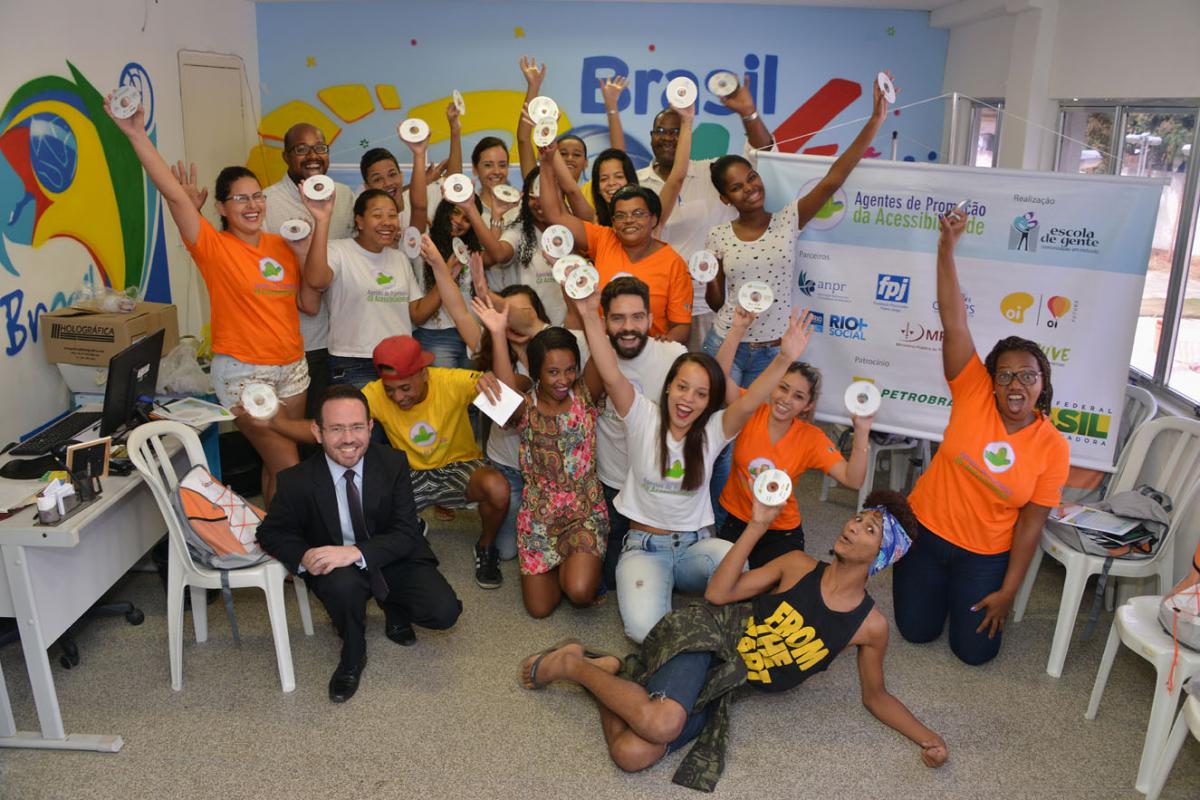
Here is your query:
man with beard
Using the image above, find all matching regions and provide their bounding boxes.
[264,123,357,417]
[582,277,686,591]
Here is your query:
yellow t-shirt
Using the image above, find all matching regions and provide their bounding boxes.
[362,367,483,470]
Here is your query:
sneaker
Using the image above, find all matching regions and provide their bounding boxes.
[474,543,502,589]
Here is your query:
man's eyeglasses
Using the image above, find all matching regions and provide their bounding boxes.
[651,127,681,138]
[995,369,1041,386]
[226,192,265,204]
[288,143,330,156]
[611,209,650,222]
[323,423,369,436]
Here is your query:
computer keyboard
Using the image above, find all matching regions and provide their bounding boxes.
[10,412,103,457]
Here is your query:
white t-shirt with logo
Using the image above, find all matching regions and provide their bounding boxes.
[596,337,687,489]
[613,391,732,531]
[323,238,423,358]
[499,225,567,325]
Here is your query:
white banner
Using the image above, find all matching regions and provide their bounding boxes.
[755,152,1164,471]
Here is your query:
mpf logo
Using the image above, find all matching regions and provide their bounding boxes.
[1009,212,1039,251]
[875,274,910,304]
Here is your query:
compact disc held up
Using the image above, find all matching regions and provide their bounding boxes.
[452,89,466,115]
[876,71,897,104]
[738,281,774,314]
[541,225,574,259]
[948,198,971,220]
[532,115,558,148]
[753,469,793,507]
[241,383,280,420]
[666,76,698,109]
[844,381,882,417]
[706,71,739,98]
[279,219,312,241]
[451,237,471,265]
[492,184,521,204]
[688,250,719,283]
[302,175,334,201]
[109,85,142,119]
[564,264,599,300]
[528,95,559,121]
[442,173,474,203]
[402,227,422,259]
[552,254,587,285]
[398,118,430,144]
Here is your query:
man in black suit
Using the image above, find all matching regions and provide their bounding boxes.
[257,384,461,702]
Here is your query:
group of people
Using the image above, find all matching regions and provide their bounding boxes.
[106,58,1069,789]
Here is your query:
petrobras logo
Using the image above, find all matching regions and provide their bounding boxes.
[895,321,943,352]
[874,273,911,309]
[879,386,952,407]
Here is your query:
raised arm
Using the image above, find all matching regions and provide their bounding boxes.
[537,145,588,252]
[419,235,482,352]
[722,308,812,439]
[403,126,430,233]
[445,101,464,178]
[571,291,634,417]
[105,97,202,246]
[826,414,874,490]
[460,200,515,267]
[705,491,794,605]
[655,102,694,231]
[795,72,889,229]
[936,210,973,381]
[721,74,775,152]
[600,75,628,152]
[472,295,519,390]
[517,56,545,181]
[554,148,595,223]
[300,188,337,293]
[715,306,755,399]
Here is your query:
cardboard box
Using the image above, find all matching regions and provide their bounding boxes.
[40,301,179,366]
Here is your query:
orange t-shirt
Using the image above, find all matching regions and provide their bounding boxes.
[582,221,692,337]
[909,355,1070,555]
[719,403,843,530]
[184,218,304,365]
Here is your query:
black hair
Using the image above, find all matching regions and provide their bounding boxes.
[589,148,639,227]
[600,275,650,315]
[862,489,920,546]
[426,197,483,291]
[710,154,753,194]
[527,326,580,388]
[283,123,319,151]
[658,352,726,492]
[316,384,370,427]
[984,336,1054,416]
[610,184,661,223]
[557,133,588,159]
[514,165,544,270]
[214,166,260,231]
[475,284,551,373]
[783,362,822,423]
[471,136,509,167]
[360,147,400,182]
[353,188,398,218]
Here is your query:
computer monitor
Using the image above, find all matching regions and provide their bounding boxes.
[99,328,165,437]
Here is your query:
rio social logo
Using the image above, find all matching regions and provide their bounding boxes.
[875,274,910,304]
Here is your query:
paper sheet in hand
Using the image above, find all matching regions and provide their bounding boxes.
[472,382,522,426]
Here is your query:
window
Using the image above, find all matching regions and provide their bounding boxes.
[968,100,1003,168]
[1169,186,1200,400]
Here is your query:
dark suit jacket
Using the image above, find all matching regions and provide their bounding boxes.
[256,443,436,575]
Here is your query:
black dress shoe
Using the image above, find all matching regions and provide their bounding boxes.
[386,622,417,646]
[328,655,366,703]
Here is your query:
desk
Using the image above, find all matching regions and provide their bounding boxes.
[0,442,191,752]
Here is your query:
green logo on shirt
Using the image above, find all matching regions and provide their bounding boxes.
[982,441,1014,473]
[375,271,395,286]
[259,257,284,282]
[665,459,685,480]
[410,422,438,447]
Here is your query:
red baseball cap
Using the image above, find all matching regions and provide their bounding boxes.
[372,335,434,379]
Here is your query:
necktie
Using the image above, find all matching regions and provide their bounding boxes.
[344,470,388,601]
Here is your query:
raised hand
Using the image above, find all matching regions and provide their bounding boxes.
[938,207,967,250]
[873,69,896,120]
[103,90,146,137]
[719,74,757,117]
[420,234,449,274]
[445,101,461,133]
[730,305,757,334]
[600,75,627,109]
[779,307,814,362]
[425,158,448,184]
[570,285,602,317]
[400,122,429,157]
[171,160,209,211]
[476,371,506,405]
[299,184,335,222]
[471,293,509,335]
[520,56,546,94]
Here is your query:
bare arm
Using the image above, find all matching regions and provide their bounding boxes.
[705,261,726,313]
[662,322,690,345]
[825,416,874,490]
[300,190,337,292]
[445,101,464,178]
[555,149,595,223]
[404,129,430,233]
[582,357,606,406]
[537,145,589,252]
[721,74,775,152]
[460,200,515,267]
[715,306,755,398]
[973,502,1052,640]
[722,308,812,439]
[420,235,482,352]
[656,102,694,231]
[516,56,545,181]
[571,292,634,417]
[935,211,974,381]
[705,496,798,604]
[473,295,519,390]
[600,75,628,152]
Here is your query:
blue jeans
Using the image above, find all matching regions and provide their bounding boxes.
[414,327,473,369]
[328,355,379,389]
[492,461,523,561]
[892,522,1011,666]
[602,484,631,592]
[616,529,733,643]
[644,650,713,753]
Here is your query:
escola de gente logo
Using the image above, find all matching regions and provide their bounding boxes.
[259,257,284,282]
[665,459,685,480]
[409,422,437,446]
[982,441,1014,473]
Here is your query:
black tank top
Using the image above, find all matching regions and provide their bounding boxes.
[740,561,875,694]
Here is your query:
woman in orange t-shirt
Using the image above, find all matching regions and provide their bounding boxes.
[893,211,1069,666]
[713,306,874,567]
[107,95,311,506]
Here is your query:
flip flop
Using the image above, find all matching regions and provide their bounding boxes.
[582,645,622,664]
[521,637,581,690]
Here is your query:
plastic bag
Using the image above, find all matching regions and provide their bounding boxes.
[74,284,137,313]
[157,338,213,396]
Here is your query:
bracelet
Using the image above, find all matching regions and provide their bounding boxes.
[606,110,619,116]
[742,111,759,123]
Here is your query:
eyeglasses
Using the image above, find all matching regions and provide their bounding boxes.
[288,143,329,156]
[226,192,265,204]
[995,369,1042,386]
[611,209,650,222]
[651,127,680,138]
[323,423,369,436]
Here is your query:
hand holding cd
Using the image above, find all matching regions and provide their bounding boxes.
[844,381,882,418]
[874,70,898,114]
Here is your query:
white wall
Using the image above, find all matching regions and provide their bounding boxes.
[0,0,259,443]
[941,13,1013,99]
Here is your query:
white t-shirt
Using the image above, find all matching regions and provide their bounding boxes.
[323,238,423,358]
[708,200,801,342]
[613,391,732,531]
[499,225,567,325]
[595,337,687,489]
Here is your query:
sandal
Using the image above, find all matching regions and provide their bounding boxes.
[521,637,581,690]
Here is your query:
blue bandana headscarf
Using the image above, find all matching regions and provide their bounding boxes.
[867,506,912,576]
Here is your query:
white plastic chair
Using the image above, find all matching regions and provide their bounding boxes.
[1144,689,1200,800]
[820,434,930,508]
[1085,596,1200,794]
[1013,415,1200,677]
[126,421,313,693]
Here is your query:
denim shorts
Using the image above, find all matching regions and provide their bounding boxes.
[210,353,310,408]
[644,650,714,753]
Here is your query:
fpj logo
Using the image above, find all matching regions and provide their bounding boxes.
[896,321,943,352]
[1009,212,1039,251]
[409,422,438,447]
[1002,292,1077,327]
[796,272,848,303]
[875,274,910,306]
[259,257,285,282]
[1001,292,1035,323]
[1051,407,1111,442]
[982,441,1015,473]
[747,457,776,478]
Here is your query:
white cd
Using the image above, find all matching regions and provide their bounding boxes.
[876,71,897,104]
[541,225,574,259]
[688,250,719,283]
[949,198,971,220]
[553,254,587,285]
[302,175,334,201]
[109,84,142,119]
[738,281,774,314]
[442,173,474,203]
[565,264,599,300]
[241,383,279,420]
[451,237,471,265]
[706,70,739,98]
[398,118,430,144]
[402,226,422,259]
[666,76,698,109]
[452,89,466,116]
[279,218,311,241]
[844,380,882,417]
[532,115,558,148]
[528,95,559,121]
[753,469,793,507]
[492,184,521,204]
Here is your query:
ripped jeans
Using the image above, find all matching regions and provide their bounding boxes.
[616,529,733,644]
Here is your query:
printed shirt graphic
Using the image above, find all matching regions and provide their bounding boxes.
[719,404,843,530]
[362,367,483,470]
[582,221,693,337]
[324,238,421,358]
[739,597,833,692]
[908,356,1070,555]
[183,217,303,365]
